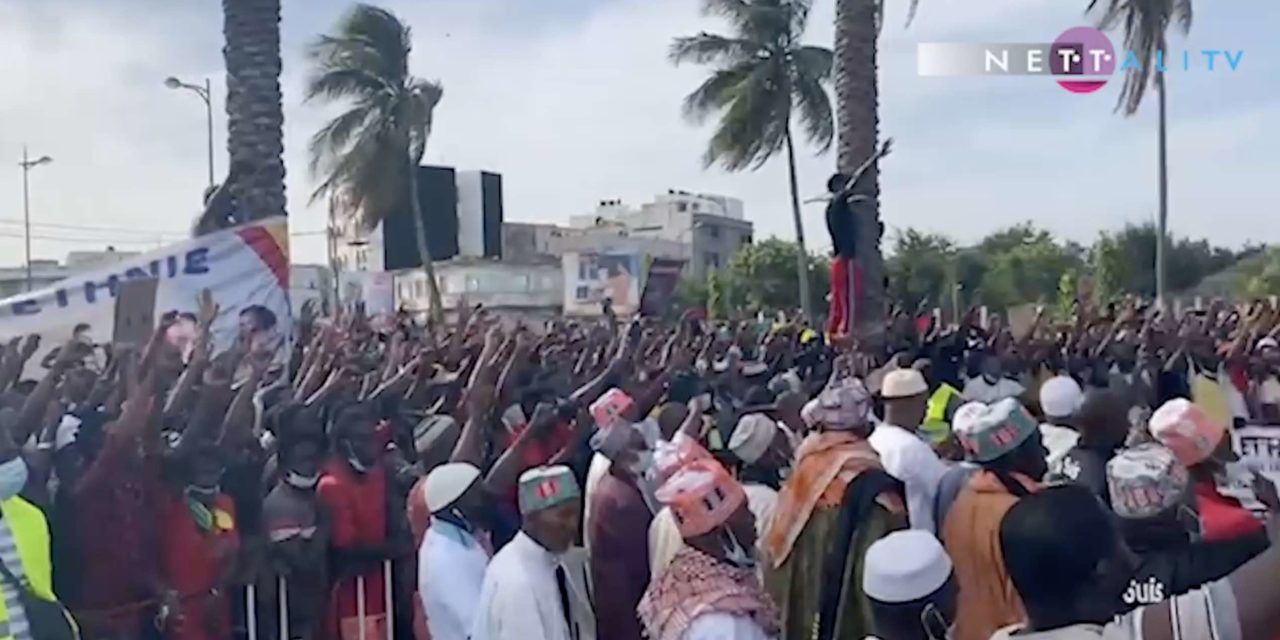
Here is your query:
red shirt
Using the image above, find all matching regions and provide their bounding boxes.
[498,421,575,506]
[72,431,161,635]
[317,459,388,619]
[158,490,239,640]
[1195,479,1264,542]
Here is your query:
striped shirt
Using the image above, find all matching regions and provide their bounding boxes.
[0,518,31,640]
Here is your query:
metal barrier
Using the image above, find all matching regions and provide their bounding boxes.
[271,559,394,640]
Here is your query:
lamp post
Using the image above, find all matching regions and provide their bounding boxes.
[18,147,52,292]
[164,76,214,188]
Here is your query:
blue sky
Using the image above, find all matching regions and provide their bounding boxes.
[0,0,1275,265]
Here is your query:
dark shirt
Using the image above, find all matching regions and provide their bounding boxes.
[1120,531,1268,611]
[825,196,858,259]
[588,472,652,640]
[1050,446,1111,506]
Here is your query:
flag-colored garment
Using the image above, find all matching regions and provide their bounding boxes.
[638,547,780,640]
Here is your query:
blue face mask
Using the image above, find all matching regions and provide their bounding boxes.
[0,458,29,501]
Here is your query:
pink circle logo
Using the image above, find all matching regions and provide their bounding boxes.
[1051,26,1116,94]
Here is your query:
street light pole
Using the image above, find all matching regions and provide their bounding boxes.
[18,147,53,292]
[165,76,214,189]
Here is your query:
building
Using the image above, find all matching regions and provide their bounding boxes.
[0,248,140,300]
[334,166,504,274]
[289,264,333,316]
[568,190,753,277]
[500,222,568,262]
[394,256,562,322]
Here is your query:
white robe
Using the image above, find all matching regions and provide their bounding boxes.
[418,517,489,640]
[470,532,597,640]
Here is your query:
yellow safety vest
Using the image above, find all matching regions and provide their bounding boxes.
[921,383,960,445]
[0,496,61,640]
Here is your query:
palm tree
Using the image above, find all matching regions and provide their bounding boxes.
[221,0,287,224]
[832,0,919,325]
[306,4,445,320]
[1089,0,1192,303]
[671,0,834,319]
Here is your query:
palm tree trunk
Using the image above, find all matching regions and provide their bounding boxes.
[1155,70,1169,304]
[406,161,444,323]
[222,0,286,222]
[784,127,813,318]
[833,0,885,325]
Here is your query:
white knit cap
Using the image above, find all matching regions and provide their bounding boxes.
[424,462,481,513]
[863,530,953,603]
[1039,375,1084,419]
[728,413,778,465]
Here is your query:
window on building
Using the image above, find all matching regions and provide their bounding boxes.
[742,233,753,246]
[676,202,688,213]
[691,202,700,212]
[707,225,720,239]
[706,253,720,269]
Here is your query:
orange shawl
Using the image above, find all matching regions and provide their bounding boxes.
[763,431,902,568]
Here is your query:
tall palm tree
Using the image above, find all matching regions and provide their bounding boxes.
[306,4,445,320]
[832,0,919,325]
[222,0,287,224]
[671,0,834,319]
[1089,0,1192,303]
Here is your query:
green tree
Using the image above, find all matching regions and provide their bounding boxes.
[1236,249,1280,299]
[1089,0,1193,301]
[671,0,833,319]
[221,0,286,223]
[723,238,829,313]
[885,228,955,313]
[306,5,445,320]
[1092,222,1239,298]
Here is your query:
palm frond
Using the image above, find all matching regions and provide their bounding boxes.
[703,62,790,171]
[903,0,922,27]
[305,65,392,103]
[792,62,833,151]
[669,33,761,66]
[1089,0,1192,115]
[308,101,378,182]
[787,0,814,42]
[334,4,411,82]
[1173,0,1193,34]
[680,61,759,123]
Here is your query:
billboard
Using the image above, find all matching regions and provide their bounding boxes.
[563,252,642,316]
[0,217,291,372]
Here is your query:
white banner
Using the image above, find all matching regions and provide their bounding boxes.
[0,217,291,369]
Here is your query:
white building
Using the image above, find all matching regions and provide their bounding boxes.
[394,256,562,322]
[569,190,753,277]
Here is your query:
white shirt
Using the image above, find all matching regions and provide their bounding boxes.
[869,423,949,533]
[649,507,684,576]
[583,453,611,556]
[962,377,1025,404]
[1040,422,1080,473]
[471,532,596,640]
[683,612,775,639]
[419,517,489,640]
[741,483,778,541]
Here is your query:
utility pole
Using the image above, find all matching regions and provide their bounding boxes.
[18,147,53,292]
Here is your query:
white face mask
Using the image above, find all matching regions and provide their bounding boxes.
[344,441,370,473]
[0,458,27,501]
[285,471,319,490]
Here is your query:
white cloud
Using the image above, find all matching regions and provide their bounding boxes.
[0,0,1274,269]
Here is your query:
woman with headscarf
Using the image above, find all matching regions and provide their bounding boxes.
[761,371,907,640]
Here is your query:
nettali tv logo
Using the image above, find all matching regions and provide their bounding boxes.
[917,26,1244,93]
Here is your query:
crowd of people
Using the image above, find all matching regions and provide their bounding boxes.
[2,289,1280,640]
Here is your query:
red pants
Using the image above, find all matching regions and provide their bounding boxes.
[827,257,863,338]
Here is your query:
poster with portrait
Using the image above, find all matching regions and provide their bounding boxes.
[562,252,642,316]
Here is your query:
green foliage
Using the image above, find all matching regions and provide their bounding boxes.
[1235,248,1280,299]
[670,0,833,170]
[1092,222,1239,299]
[305,4,443,228]
[676,238,828,318]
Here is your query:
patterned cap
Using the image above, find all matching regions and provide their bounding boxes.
[952,398,1038,463]
[590,388,634,429]
[806,377,872,431]
[517,465,581,515]
[1149,398,1225,467]
[656,458,746,538]
[653,432,713,484]
[1107,444,1189,520]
